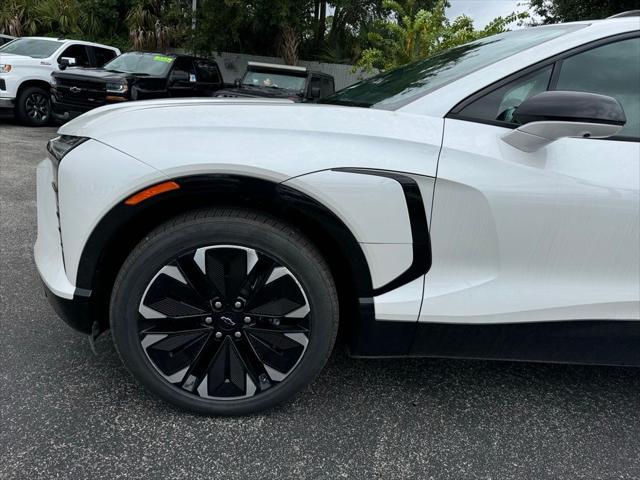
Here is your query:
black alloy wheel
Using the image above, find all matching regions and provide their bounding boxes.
[16,86,51,126]
[110,208,339,415]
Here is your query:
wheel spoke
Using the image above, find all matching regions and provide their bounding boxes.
[140,315,210,334]
[176,254,220,300]
[195,337,257,398]
[248,272,306,316]
[141,265,208,318]
[197,247,249,300]
[235,255,275,303]
[142,331,209,382]
[244,326,308,377]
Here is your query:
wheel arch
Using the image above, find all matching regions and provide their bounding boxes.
[17,79,51,96]
[78,174,376,342]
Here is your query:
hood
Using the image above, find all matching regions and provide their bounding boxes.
[53,68,134,82]
[57,96,442,184]
[0,53,49,66]
[58,98,296,136]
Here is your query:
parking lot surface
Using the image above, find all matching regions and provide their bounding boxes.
[1,122,640,479]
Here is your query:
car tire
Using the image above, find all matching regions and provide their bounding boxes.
[15,86,51,126]
[110,208,339,415]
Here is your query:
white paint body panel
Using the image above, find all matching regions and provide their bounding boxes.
[421,119,640,323]
[57,140,167,285]
[34,18,640,329]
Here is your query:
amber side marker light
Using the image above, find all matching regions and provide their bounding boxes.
[124,181,180,205]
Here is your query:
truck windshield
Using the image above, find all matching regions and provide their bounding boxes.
[321,24,586,110]
[0,38,63,58]
[103,53,175,76]
[243,71,306,92]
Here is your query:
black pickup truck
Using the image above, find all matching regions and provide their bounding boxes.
[214,61,335,102]
[51,51,226,120]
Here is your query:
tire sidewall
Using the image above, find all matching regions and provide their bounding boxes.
[110,214,338,415]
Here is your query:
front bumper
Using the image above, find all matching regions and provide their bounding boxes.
[41,281,93,334]
[34,158,93,333]
[51,96,91,121]
[0,97,14,109]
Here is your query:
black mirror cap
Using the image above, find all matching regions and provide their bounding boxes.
[310,85,321,98]
[514,91,626,126]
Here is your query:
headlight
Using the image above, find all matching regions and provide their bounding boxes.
[47,135,88,162]
[0,64,11,73]
[106,82,127,94]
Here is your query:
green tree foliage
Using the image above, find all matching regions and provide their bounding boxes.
[528,0,640,23]
[1,0,528,66]
[0,0,38,36]
[356,0,527,71]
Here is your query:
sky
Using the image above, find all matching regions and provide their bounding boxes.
[447,0,531,28]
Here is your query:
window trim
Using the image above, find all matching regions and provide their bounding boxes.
[447,31,640,142]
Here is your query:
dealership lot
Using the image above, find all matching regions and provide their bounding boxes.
[1,123,640,479]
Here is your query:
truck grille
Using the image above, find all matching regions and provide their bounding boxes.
[55,78,107,107]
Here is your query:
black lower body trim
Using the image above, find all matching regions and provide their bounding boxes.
[41,281,92,334]
[350,319,640,366]
[411,320,640,366]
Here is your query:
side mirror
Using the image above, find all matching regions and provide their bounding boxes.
[58,57,76,70]
[502,91,626,152]
[170,70,190,83]
[234,78,242,87]
[309,85,321,99]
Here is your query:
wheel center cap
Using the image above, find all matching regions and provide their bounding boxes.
[216,312,241,331]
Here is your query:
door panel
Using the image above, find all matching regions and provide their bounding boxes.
[421,118,640,323]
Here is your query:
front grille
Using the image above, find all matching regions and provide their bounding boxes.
[0,79,6,91]
[55,78,107,107]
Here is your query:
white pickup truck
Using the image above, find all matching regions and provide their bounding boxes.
[0,37,120,126]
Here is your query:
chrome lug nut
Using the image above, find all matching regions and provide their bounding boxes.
[234,301,243,309]
[243,316,251,324]
[214,301,223,310]
[204,316,213,324]
[234,331,242,339]
[215,331,222,339]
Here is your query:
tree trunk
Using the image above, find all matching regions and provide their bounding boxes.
[279,24,300,65]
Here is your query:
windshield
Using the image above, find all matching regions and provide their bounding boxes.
[103,52,175,75]
[242,70,306,92]
[0,38,63,59]
[321,24,586,110]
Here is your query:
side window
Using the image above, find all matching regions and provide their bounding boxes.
[171,57,195,79]
[458,66,553,123]
[92,47,117,67]
[58,44,91,67]
[194,60,221,84]
[320,77,334,97]
[554,37,640,138]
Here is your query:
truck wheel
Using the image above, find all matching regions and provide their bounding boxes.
[110,208,339,415]
[16,86,51,126]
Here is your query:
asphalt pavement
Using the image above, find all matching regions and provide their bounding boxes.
[1,121,639,479]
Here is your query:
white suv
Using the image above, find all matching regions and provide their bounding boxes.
[0,37,120,125]
[35,17,639,415]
